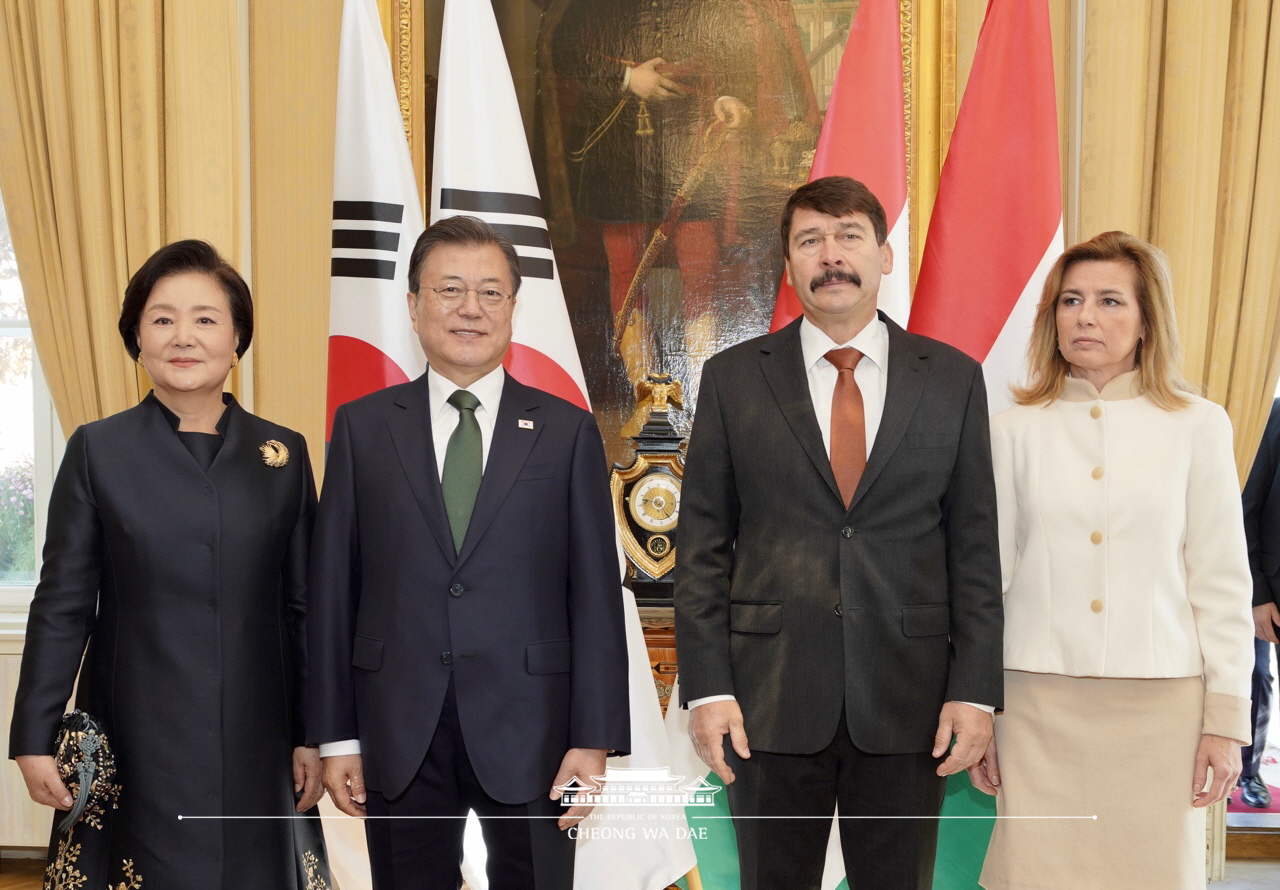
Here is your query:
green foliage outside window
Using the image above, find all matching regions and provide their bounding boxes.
[0,454,35,581]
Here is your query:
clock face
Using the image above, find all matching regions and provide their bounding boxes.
[628,472,681,532]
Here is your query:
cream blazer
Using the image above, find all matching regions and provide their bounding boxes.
[991,371,1253,741]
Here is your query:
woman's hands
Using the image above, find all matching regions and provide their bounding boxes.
[967,736,1002,796]
[1193,734,1242,808]
[292,746,325,812]
[16,755,72,810]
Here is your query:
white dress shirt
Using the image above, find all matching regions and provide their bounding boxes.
[800,313,888,459]
[427,364,505,478]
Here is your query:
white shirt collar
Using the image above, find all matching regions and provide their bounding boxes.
[799,313,888,372]
[426,363,506,417]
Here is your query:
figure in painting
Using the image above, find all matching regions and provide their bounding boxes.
[546,0,820,432]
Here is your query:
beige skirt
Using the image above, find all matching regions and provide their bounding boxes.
[979,670,1206,890]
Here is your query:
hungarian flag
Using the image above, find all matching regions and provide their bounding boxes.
[326,0,426,442]
[908,0,1063,414]
[770,0,910,331]
[434,2,696,888]
[910,1,1062,887]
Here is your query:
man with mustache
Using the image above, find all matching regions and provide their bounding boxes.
[675,176,1003,889]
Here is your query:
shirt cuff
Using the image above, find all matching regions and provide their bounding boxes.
[956,701,995,714]
[319,739,361,758]
[687,694,736,709]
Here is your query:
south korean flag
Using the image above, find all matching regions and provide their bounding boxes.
[431,0,589,411]
[327,0,425,438]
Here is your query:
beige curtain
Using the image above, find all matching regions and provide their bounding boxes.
[1210,0,1280,475]
[1073,0,1280,480]
[247,1,341,459]
[0,0,242,439]
[0,0,161,437]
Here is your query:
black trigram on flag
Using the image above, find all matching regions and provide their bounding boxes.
[331,201,404,281]
[440,188,554,281]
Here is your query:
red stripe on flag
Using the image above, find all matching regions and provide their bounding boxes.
[504,343,590,412]
[907,0,1061,362]
[770,0,906,333]
[811,0,906,222]
[326,335,411,441]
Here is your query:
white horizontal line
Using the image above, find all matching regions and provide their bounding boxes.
[177,814,1097,821]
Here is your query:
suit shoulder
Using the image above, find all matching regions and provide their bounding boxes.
[75,400,154,443]
[703,328,787,373]
[990,402,1042,436]
[503,376,595,423]
[898,328,982,372]
[334,379,421,418]
[1176,392,1232,431]
[233,406,309,450]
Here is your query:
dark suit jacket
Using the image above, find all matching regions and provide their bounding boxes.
[307,372,630,804]
[1243,398,1280,609]
[674,314,1003,756]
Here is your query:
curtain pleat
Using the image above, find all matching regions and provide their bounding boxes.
[0,0,241,438]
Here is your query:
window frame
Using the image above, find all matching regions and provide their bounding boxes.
[0,323,61,625]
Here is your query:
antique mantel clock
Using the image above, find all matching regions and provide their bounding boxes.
[612,373,685,609]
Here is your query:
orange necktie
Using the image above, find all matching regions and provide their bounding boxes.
[825,348,865,508]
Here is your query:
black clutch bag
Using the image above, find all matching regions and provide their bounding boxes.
[53,709,119,833]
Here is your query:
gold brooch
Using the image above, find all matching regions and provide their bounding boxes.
[260,440,289,467]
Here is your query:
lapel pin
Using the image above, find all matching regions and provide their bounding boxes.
[518,419,535,430]
[259,440,289,467]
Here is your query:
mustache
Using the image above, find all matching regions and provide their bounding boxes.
[809,268,861,291]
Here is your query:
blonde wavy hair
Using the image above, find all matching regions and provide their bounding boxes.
[1011,231,1193,409]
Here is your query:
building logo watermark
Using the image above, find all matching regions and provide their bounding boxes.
[554,766,721,807]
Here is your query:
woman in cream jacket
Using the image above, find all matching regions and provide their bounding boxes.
[975,231,1253,889]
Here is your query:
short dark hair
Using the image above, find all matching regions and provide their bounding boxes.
[118,240,253,360]
[780,176,888,257]
[407,215,522,296]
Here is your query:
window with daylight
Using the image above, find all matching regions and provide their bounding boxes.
[0,187,59,609]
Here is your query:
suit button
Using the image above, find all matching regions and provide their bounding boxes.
[441,651,453,664]
[1090,531,1103,545]
[841,527,853,538]
[449,583,464,597]
[1090,599,1104,613]
[834,603,843,617]
[1092,466,1104,479]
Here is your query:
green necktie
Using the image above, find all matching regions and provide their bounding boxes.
[442,389,482,553]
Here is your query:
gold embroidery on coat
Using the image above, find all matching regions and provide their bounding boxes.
[303,850,330,890]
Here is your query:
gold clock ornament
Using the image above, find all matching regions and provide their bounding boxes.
[628,472,681,533]
[612,373,686,602]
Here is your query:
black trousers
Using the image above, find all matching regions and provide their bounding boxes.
[1245,637,1278,778]
[363,677,574,890]
[722,713,947,890]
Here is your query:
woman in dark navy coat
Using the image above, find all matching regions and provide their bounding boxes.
[9,241,330,890]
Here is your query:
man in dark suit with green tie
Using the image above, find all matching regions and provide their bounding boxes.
[675,177,1003,889]
[308,215,630,889]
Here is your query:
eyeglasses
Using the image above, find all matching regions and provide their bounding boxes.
[423,284,514,310]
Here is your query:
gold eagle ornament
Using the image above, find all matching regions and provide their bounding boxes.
[259,440,289,468]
